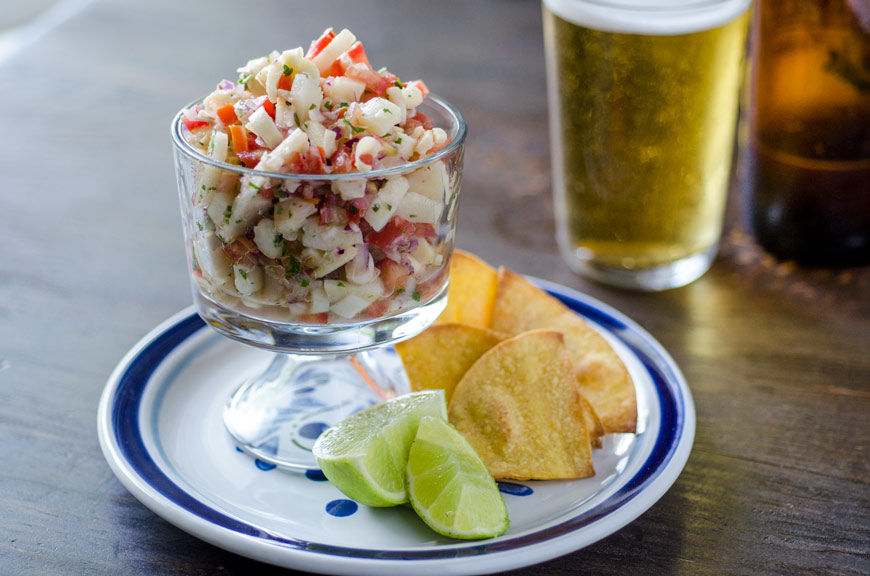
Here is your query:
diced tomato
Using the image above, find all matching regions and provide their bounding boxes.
[216,104,238,125]
[414,223,437,238]
[323,59,344,78]
[417,266,448,300]
[344,41,371,68]
[428,136,452,155]
[298,312,329,324]
[181,116,209,131]
[343,64,393,97]
[229,125,248,153]
[408,79,429,98]
[237,150,264,168]
[277,72,294,91]
[261,99,276,119]
[361,298,389,320]
[377,259,411,293]
[306,28,336,59]
[403,111,435,132]
[288,149,327,175]
[332,147,353,173]
[365,217,416,251]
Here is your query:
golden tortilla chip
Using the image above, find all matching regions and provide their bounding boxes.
[436,249,498,328]
[492,268,637,434]
[448,330,595,480]
[395,323,504,403]
[579,393,605,449]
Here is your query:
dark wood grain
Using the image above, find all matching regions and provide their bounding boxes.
[1,0,868,574]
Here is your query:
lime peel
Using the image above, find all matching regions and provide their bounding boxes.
[313,390,447,507]
[407,415,509,539]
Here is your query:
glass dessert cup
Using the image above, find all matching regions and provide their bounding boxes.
[171,94,466,470]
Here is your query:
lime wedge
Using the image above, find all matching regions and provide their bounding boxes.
[407,416,509,539]
[313,390,447,507]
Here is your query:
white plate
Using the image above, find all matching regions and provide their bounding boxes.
[98,279,694,575]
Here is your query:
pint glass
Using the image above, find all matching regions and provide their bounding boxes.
[544,0,752,290]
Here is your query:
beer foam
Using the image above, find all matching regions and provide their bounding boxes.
[544,0,751,35]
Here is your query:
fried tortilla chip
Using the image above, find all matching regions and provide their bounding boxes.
[579,393,605,449]
[448,330,595,480]
[492,268,637,434]
[395,323,505,403]
[436,249,498,328]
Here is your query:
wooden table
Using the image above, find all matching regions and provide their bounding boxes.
[2,0,867,574]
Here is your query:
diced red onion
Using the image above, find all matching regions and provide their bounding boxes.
[218,79,235,90]
[346,245,375,284]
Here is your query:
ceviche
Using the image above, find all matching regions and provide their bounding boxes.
[175,28,461,324]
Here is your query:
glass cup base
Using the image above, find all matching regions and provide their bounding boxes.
[559,243,718,291]
[224,349,408,471]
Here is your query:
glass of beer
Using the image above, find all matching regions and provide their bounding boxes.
[543,0,752,290]
[743,0,870,266]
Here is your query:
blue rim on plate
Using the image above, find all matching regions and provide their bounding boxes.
[98,280,694,573]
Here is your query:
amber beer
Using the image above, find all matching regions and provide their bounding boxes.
[544,0,751,290]
[745,0,870,265]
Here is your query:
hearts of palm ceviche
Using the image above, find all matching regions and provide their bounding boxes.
[179,28,456,324]
[396,249,637,480]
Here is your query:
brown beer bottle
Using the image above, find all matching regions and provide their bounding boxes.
[744,0,870,266]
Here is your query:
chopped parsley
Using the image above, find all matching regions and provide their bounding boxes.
[286,255,301,275]
[343,119,365,133]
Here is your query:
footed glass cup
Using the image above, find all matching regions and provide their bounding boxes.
[171,95,466,470]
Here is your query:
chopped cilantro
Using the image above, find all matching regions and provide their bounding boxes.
[348,205,359,215]
[196,221,203,231]
[412,291,421,302]
[383,108,392,114]
[273,233,283,247]
[283,64,293,76]
[372,203,380,212]
[223,205,232,222]
[386,203,393,211]
[238,269,248,280]
[394,79,404,88]
[338,282,345,287]
[248,181,261,190]
[324,101,333,111]
[287,255,301,275]
[294,112,301,127]
[309,103,316,110]
[339,102,349,108]
[396,137,402,144]
[300,279,310,287]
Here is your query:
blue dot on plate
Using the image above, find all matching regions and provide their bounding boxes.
[326,499,358,517]
[306,469,328,481]
[255,459,277,471]
[498,481,533,496]
[298,422,330,440]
